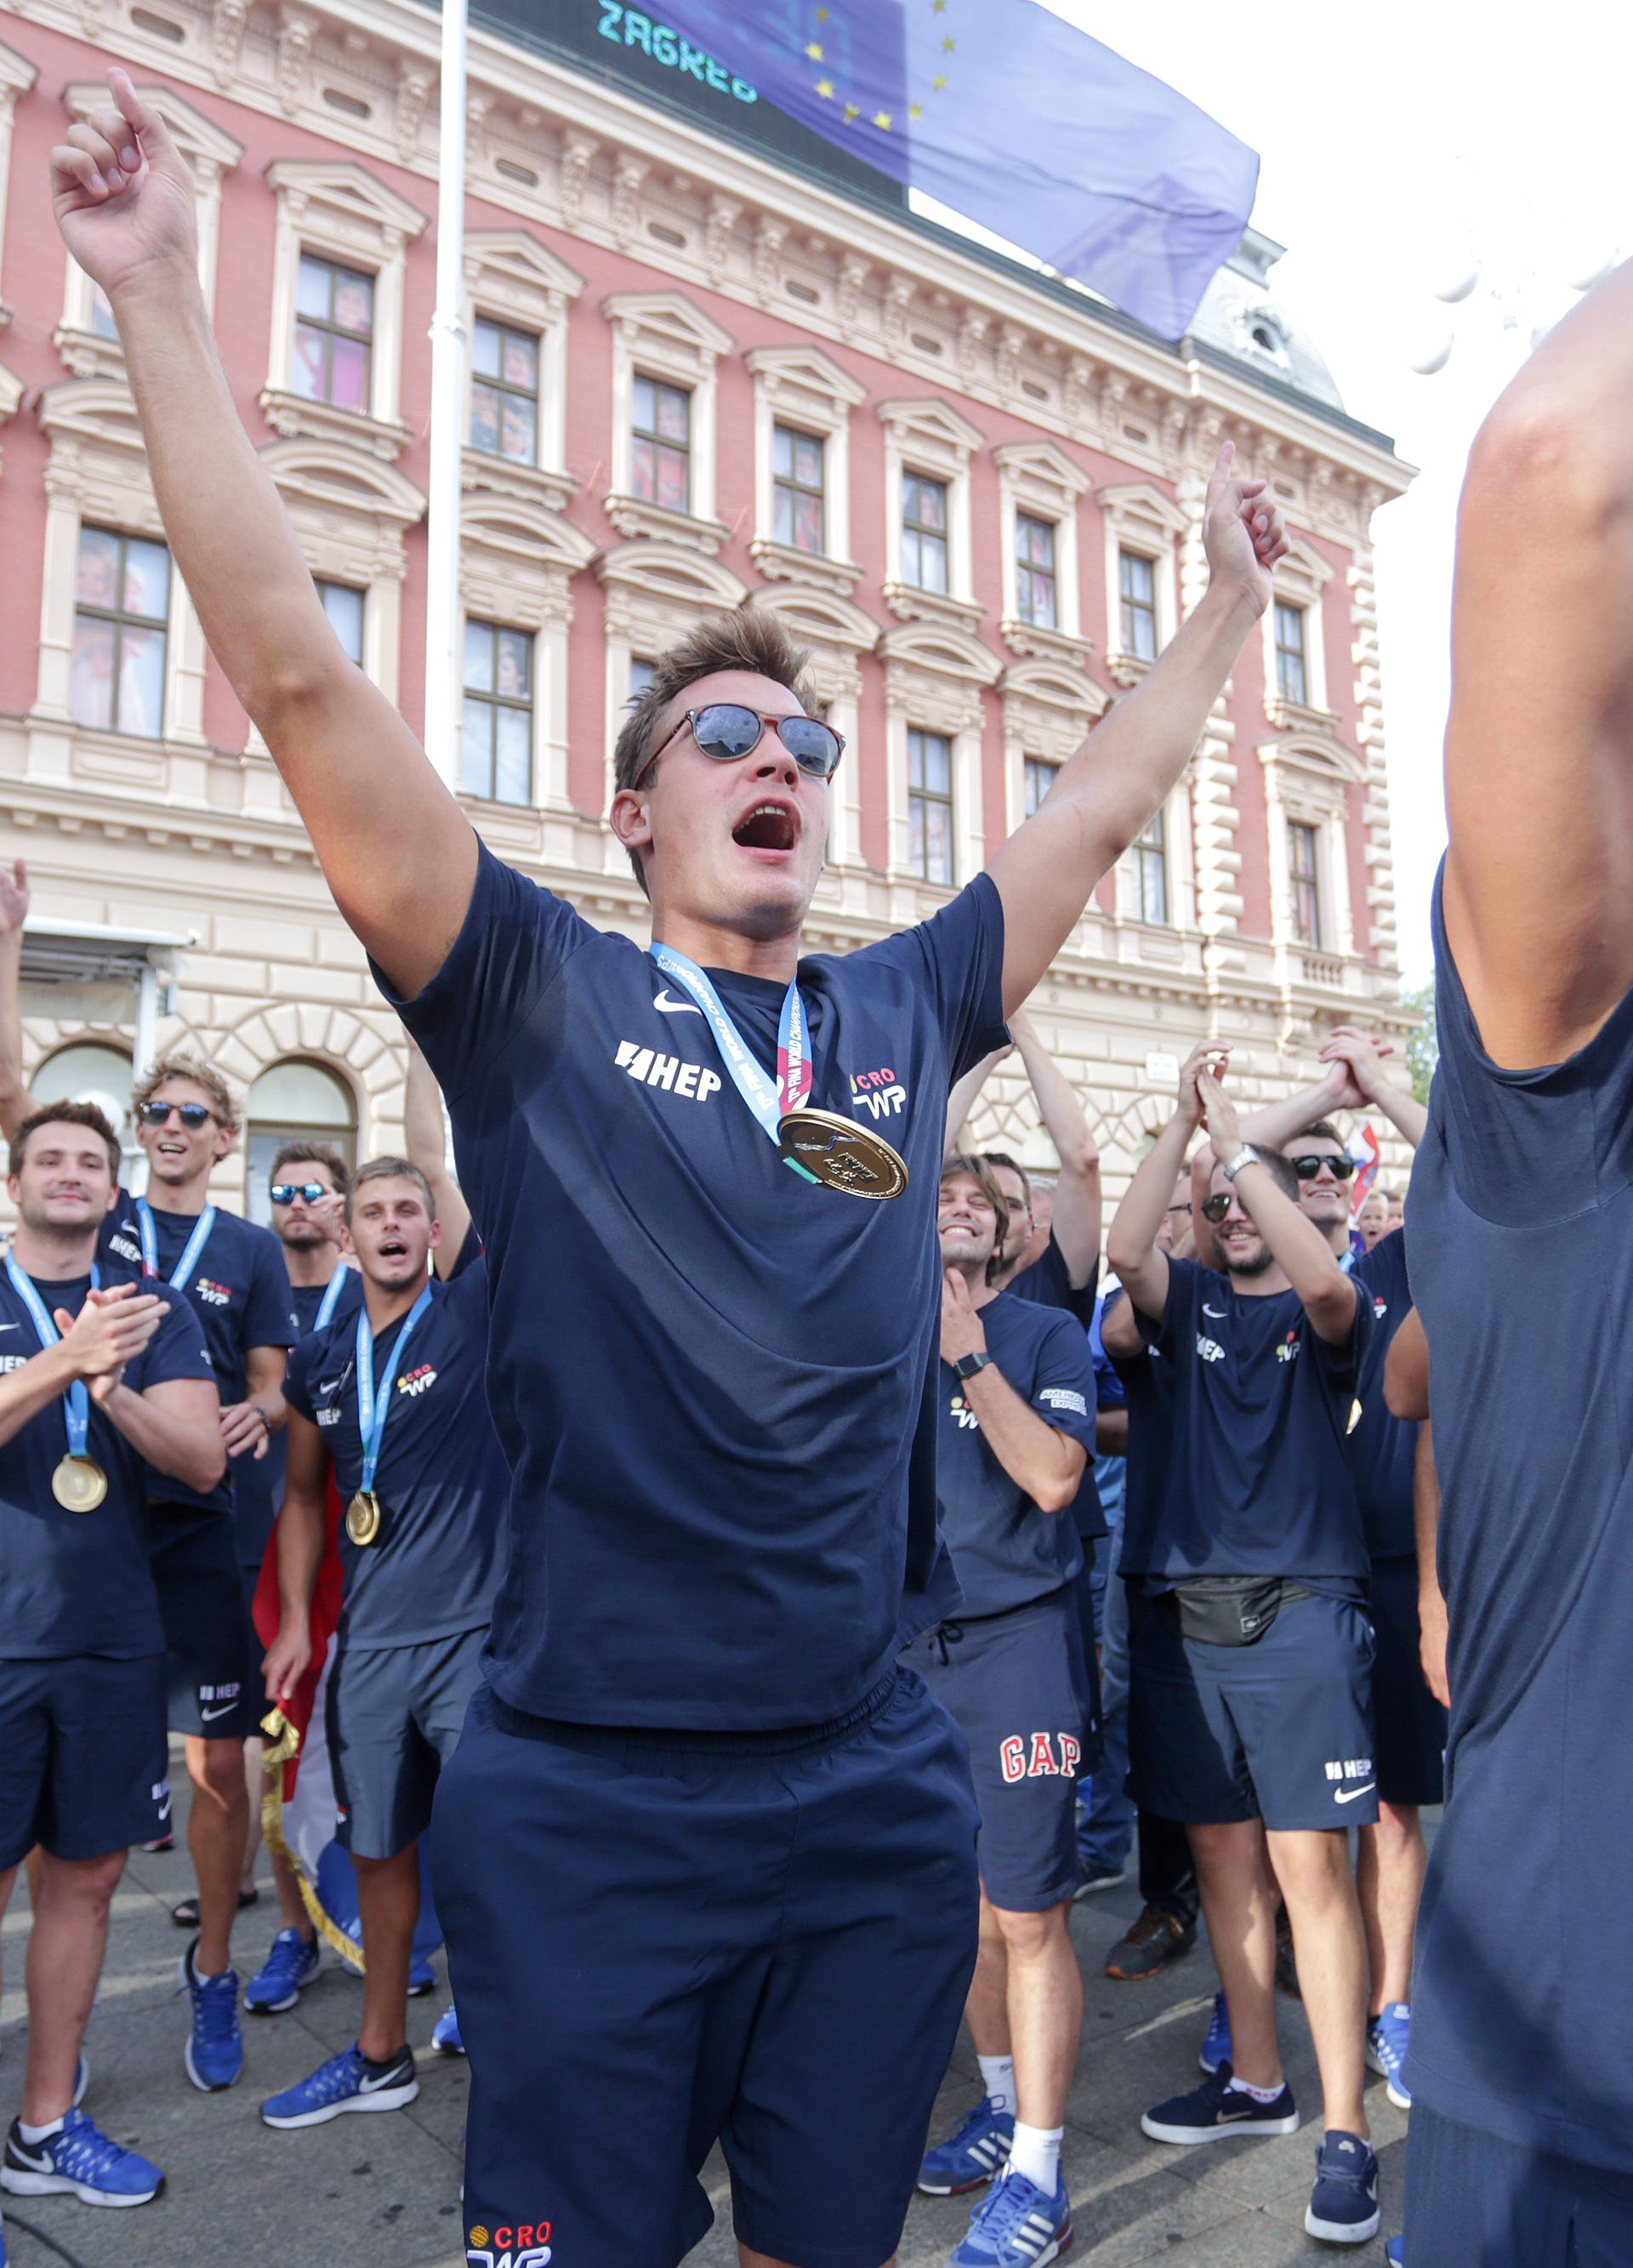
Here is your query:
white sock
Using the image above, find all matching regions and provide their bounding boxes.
[1008,2119,1063,2193]
[17,2114,65,2145]
[977,2054,1016,2117]
[1226,2074,1284,2105]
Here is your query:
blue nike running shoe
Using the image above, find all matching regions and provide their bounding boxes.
[1366,2001,1412,2110]
[246,1927,321,2014]
[179,1941,242,2091]
[432,2003,464,2057]
[1,2108,163,2207]
[261,2043,418,2128]
[1199,1988,1232,2074]
[1304,2129,1380,2246]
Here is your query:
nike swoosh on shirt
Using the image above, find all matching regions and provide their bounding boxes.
[200,1703,238,1723]
[1334,1783,1375,1804]
[652,989,703,1016]
[1203,1306,1226,1319]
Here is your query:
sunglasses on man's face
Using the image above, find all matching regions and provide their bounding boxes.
[1290,1153,1355,1182]
[1200,1193,1239,1225]
[139,1101,214,1130]
[637,703,845,789]
[270,1182,328,1206]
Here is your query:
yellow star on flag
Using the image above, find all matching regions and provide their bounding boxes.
[804,40,823,59]
[815,4,830,17]
[844,100,861,119]
[941,34,957,51]
[931,0,947,11]
[816,77,834,96]
[932,72,947,89]
[873,110,892,128]
[909,101,923,118]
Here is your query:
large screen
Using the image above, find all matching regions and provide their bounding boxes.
[464,0,908,208]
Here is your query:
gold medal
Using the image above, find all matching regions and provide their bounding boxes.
[345,1489,383,1547]
[52,1454,107,1513]
[777,1108,908,1200]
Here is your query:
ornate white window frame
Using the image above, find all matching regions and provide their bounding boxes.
[993,441,1091,662]
[33,378,208,750]
[1262,536,1336,727]
[259,159,427,461]
[602,291,732,552]
[458,492,597,814]
[1259,729,1365,972]
[462,229,584,516]
[879,621,1001,887]
[1097,481,1186,687]
[997,658,1106,836]
[750,586,882,872]
[55,83,242,380]
[879,398,983,632]
[744,345,867,598]
[0,38,40,328]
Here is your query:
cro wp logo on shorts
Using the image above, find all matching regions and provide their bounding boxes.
[468,2222,552,2267]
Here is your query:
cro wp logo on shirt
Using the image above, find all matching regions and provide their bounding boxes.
[467,2221,552,2268]
[850,1064,907,1120]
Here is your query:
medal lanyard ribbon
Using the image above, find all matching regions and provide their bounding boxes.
[355,1285,434,1495]
[316,1268,348,1331]
[137,1199,217,1290]
[649,946,814,1142]
[5,1256,102,1459]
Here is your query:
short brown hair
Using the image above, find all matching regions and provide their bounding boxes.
[1296,1120,1346,1148]
[612,606,816,893]
[9,1100,122,1182]
[270,1141,351,1200]
[982,1150,1033,1206]
[132,1051,241,1137]
[1224,1143,1300,1202]
[345,1155,435,1223]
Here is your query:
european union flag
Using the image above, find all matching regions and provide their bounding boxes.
[628,0,1256,341]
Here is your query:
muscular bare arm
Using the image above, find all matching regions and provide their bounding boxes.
[1010,1013,1101,1289]
[403,1039,473,1276]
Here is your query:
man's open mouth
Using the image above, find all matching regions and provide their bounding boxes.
[732,802,799,852]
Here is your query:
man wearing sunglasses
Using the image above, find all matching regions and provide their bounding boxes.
[54,74,1289,2266]
[1106,1046,1381,2248]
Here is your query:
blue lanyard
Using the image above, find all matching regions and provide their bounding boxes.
[355,1285,434,1495]
[315,1268,349,1330]
[137,1199,216,1290]
[5,1256,101,1460]
[648,946,814,1153]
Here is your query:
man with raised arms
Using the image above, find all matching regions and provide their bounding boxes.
[49,73,1285,2268]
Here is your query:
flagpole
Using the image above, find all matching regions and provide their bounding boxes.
[423,0,469,788]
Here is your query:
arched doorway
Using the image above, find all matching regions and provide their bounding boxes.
[244,1058,357,1227]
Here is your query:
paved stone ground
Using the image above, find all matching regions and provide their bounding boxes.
[1,1758,1419,2266]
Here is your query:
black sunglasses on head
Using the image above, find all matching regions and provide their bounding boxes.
[270,1182,328,1205]
[1200,1193,1237,1224]
[1290,1153,1355,1182]
[636,704,845,789]
[139,1101,214,1129]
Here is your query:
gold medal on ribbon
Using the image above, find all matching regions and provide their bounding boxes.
[777,1108,908,1200]
[51,1453,108,1512]
[345,1489,383,1547]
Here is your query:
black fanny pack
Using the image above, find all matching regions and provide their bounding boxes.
[1167,1576,1313,1647]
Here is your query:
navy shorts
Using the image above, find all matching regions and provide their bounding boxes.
[149,1502,259,1741]
[1128,1589,1379,1831]
[328,1627,486,1861]
[433,1667,978,2268]
[1405,2103,1633,2265]
[0,1655,167,1870]
[1369,1555,1447,1808]
[902,1591,1093,1913]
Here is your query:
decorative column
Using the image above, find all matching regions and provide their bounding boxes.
[1349,486,1399,970]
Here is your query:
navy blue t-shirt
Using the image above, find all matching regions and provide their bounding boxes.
[0,1264,213,1658]
[1107,1291,1175,1570]
[1408,870,1633,2169]
[1121,1257,1371,1590]
[935,1291,1096,1618]
[1009,1233,1098,1326]
[246,1264,367,1570]
[120,1195,297,1518]
[284,1262,505,1650]
[1345,1228,1418,1560]
[376,841,1008,1727]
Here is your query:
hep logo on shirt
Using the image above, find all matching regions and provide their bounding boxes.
[194,1278,233,1308]
[467,2220,552,2267]
[108,1231,143,1268]
[1195,1335,1225,1364]
[999,1731,1081,1783]
[612,1040,722,1103]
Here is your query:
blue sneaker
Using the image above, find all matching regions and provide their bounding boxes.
[407,1952,435,1998]
[1304,2129,1380,2245]
[432,2003,465,2057]
[1,2107,163,2207]
[1199,1988,1232,2074]
[179,1940,242,2092]
[261,2043,418,2128]
[1385,2242,1404,2265]
[950,2163,1072,2266]
[1367,2001,1412,2110]
[918,2096,1015,2196]
[245,1927,321,2015]
[1141,2064,1300,2145]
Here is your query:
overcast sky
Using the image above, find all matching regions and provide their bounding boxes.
[1036,1,1630,985]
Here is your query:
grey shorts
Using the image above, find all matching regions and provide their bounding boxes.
[327,1626,487,1861]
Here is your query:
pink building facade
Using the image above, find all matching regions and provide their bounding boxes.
[0,0,1414,1210]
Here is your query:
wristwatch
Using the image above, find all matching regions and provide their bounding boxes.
[1220,1145,1260,1182]
[953,1350,993,1382]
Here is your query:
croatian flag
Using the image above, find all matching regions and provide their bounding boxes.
[1349,1121,1382,1216]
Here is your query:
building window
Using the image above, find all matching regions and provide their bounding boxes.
[316,579,365,667]
[31,1042,136,1160]
[1289,819,1322,944]
[462,620,534,805]
[245,1058,356,1229]
[290,255,374,413]
[772,425,826,555]
[631,375,691,514]
[902,473,950,595]
[470,317,539,466]
[1023,755,1060,818]
[908,727,954,884]
[1015,514,1058,630]
[1275,601,1308,705]
[71,526,170,738]
[629,656,657,698]
[1135,806,1169,925]
[1118,550,1158,663]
